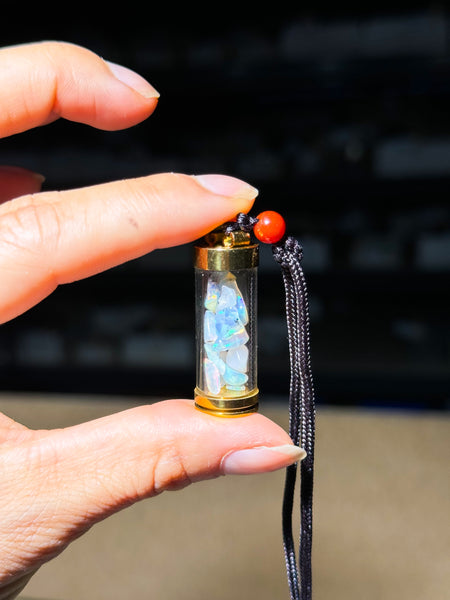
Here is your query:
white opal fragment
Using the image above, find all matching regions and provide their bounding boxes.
[222,276,239,294]
[223,364,248,386]
[203,310,218,343]
[223,278,248,325]
[217,284,237,311]
[204,358,221,395]
[204,280,220,312]
[226,344,248,373]
[236,293,248,325]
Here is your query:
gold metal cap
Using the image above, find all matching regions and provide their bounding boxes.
[194,229,259,271]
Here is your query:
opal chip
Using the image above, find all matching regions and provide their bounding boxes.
[203,310,217,343]
[204,280,219,312]
[226,344,248,373]
[204,343,226,375]
[223,364,248,386]
[203,358,221,395]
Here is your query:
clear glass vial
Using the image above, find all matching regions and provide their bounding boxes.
[194,227,259,416]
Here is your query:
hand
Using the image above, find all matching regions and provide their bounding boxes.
[0,42,305,599]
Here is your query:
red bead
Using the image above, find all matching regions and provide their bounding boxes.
[253,211,286,244]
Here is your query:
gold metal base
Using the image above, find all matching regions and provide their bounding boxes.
[194,388,259,417]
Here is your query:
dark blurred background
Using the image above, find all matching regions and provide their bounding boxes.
[1,4,449,411]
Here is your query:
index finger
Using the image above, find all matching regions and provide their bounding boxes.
[0,41,159,137]
[0,173,258,324]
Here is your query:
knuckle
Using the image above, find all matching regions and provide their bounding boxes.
[152,440,192,494]
[0,193,63,262]
[124,406,193,496]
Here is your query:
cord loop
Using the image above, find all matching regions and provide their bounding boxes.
[224,212,259,233]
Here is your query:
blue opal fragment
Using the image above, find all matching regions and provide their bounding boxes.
[223,364,248,386]
[204,343,226,375]
[203,310,217,343]
[224,278,249,326]
[215,305,244,340]
[236,294,248,325]
[211,329,249,352]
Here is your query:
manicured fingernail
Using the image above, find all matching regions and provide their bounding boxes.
[0,165,45,184]
[222,445,306,475]
[106,61,160,99]
[193,174,258,200]
[33,173,45,185]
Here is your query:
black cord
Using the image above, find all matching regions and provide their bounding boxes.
[273,236,315,600]
[224,213,259,233]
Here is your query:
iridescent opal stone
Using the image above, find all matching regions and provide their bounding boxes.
[226,344,248,372]
[204,280,219,312]
[203,274,250,396]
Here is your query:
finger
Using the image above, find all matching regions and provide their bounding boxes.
[0,400,303,577]
[0,166,45,203]
[0,41,159,137]
[0,173,257,324]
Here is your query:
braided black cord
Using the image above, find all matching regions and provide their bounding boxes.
[277,249,302,600]
[273,237,316,600]
[224,213,259,233]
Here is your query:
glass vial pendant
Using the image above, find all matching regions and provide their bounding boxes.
[194,227,259,417]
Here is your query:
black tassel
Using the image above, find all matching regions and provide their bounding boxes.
[273,236,316,600]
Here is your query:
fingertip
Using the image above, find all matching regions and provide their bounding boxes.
[0,41,160,135]
[105,61,160,100]
[188,173,258,225]
[192,174,258,202]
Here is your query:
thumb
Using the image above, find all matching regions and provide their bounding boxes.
[1,400,303,582]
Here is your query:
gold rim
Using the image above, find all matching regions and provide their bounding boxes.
[194,388,259,417]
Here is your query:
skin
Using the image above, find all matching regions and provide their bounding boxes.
[0,42,304,600]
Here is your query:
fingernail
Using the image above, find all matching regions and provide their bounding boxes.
[106,61,160,99]
[193,174,258,201]
[222,444,306,475]
[0,165,45,183]
[31,172,46,185]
